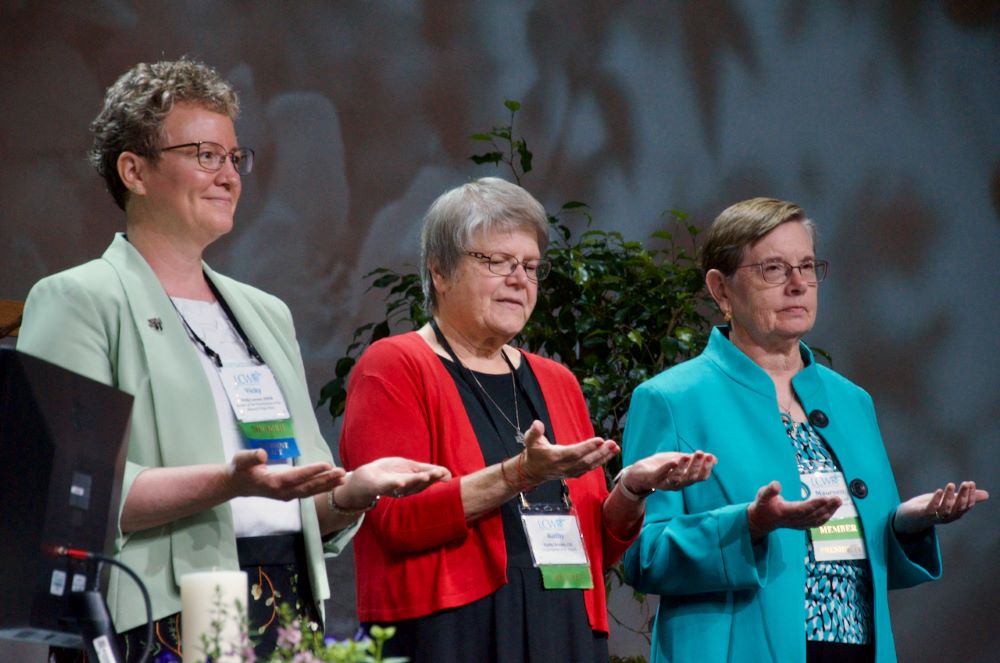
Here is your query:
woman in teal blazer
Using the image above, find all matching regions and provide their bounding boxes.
[18,59,448,662]
[622,197,987,662]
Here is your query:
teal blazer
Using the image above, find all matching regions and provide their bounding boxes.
[17,234,358,632]
[622,327,941,662]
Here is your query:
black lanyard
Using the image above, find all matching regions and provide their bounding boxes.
[430,319,569,507]
[172,275,264,368]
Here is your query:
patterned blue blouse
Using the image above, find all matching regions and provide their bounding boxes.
[783,414,874,644]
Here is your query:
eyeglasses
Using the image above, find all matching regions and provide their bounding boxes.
[160,141,255,175]
[738,259,828,284]
[466,251,552,282]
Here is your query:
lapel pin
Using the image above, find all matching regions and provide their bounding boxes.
[148,317,163,331]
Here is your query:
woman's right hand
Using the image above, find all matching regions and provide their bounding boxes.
[520,420,620,485]
[746,480,841,540]
[227,449,344,501]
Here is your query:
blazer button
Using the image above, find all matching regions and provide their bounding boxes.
[849,479,868,499]
[808,409,829,428]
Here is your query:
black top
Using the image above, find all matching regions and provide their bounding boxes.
[438,355,564,568]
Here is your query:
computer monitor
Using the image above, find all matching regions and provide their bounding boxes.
[0,348,132,648]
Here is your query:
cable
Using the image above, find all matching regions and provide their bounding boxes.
[54,546,154,663]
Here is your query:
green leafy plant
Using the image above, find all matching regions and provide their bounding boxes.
[193,599,404,663]
[317,101,715,660]
[319,101,712,452]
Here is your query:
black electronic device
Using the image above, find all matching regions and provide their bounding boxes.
[0,348,131,652]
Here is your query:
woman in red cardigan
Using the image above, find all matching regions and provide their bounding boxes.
[339,177,717,662]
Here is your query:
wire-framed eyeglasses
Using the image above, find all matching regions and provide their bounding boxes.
[160,141,255,175]
[466,251,552,282]
[738,259,829,284]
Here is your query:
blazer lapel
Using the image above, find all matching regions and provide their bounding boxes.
[102,234,225,467]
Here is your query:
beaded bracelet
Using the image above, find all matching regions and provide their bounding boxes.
[326,472,380,516]
[499,456,521,492]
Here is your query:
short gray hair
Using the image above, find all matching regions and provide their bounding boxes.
[89,58,240,210]
[420,177,549,313]
[700,197,817,276]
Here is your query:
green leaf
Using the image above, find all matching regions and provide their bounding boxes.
[335,356,355,378]
[504,99,522,112]
[516,139,533,174]
[470,151,503,165]
[372,273,399,289]
[468,133,493,141]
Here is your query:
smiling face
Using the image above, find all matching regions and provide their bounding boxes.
[710,221,819,353]
[128,102,241,250]
[432,226,540,349]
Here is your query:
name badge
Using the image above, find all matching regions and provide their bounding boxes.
[219,363,300,461]
[520,506,592,589]
[219,364,290,423]
[801,471,868,562]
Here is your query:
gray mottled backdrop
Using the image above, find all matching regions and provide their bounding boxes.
[2,1,997,661]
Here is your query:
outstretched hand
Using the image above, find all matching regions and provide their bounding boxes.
[894,481,989,534]
[623,450,717,493]
[228,449,344,501]
[747,480,841,540]
[334,456,452,510]
[521,420,620,485]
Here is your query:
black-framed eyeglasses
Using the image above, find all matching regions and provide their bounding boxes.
[738,259,828,284]
[466,251,552,282]
[160,141,255,175]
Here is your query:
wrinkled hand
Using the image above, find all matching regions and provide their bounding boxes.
[228,449,343,501]
[894,481,989,534]
[746,480,841,540]
[334,457,452,510]
[623,450,717,493]
[521,420,620,485]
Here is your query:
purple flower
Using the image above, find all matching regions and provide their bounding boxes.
[277,623,303,648]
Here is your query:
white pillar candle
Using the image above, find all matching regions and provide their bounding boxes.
[180,570,247,663]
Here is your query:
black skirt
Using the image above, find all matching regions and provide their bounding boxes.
[375,566,608,663]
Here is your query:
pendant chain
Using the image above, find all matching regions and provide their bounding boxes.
[467,351,524,445]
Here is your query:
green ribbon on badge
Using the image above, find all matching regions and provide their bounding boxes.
[239,419,294,440]
[539,564,593,590]
[809,516,862,541]
[238,419,300,460]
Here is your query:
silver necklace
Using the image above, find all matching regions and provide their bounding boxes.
[467,351,525,446]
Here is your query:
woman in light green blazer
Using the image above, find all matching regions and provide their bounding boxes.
[622,197,988,662]
[18,59,449,662]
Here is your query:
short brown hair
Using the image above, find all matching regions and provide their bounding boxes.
[700,197,816,275]
[88,58,240,210]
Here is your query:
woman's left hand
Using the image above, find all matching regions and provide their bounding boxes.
[333,457,452,511]
[622,450,717,493]
[894,481,990,534]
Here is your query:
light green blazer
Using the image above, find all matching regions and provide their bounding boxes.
[17,233,358,633]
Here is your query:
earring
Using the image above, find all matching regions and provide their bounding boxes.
[723,311,732,322]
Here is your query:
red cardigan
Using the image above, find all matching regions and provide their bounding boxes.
[339,332,637,633]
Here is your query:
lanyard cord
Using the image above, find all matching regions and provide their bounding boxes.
[430,319,569,507]
[171,274,265,368]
